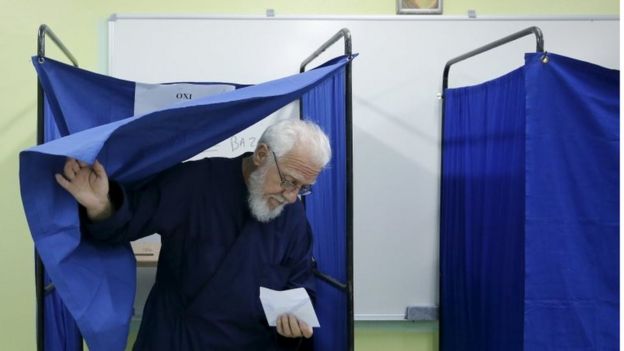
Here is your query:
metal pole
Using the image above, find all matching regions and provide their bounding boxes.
[442,26,544,92]
[299,28,354,351]
[35,24,79,351]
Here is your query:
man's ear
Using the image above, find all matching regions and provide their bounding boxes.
[253,143,270,166]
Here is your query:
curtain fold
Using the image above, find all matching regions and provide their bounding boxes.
[43,274,83,351]
[303,68,349,351]
[23,55,352,351]
[42,95,84,351]
[441,66,526,351]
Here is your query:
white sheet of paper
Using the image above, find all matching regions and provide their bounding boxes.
[259,287,320,328]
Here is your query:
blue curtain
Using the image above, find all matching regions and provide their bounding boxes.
[40,96,84,351]
[441,52,619,351]
[35,59,135,136]
[441,67,526,351]
[23,55,353,351]
[43,274,83,350]
[524,53,619,350]
[303,68,349,351]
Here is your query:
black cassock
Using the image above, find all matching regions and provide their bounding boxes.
[84,153,316,350]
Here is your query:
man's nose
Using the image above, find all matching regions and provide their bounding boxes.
[283,188,299,203]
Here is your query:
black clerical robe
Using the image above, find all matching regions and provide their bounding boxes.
[84,154,315,350]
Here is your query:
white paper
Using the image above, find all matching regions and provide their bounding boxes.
[259,287,320,328]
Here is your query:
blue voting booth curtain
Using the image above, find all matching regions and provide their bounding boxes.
[23,55,353,351]
[303,68,348,351]
[441,67,526,351]
[43,273,82,351]
[524,53,619,350]
[36,60,135,137]
[41,96,84,351]
[441,52,619,351]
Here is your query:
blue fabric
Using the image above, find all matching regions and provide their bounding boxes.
[42,94,83,351]
[524,53,619,350]
[22,55,353,351]
[441,67,526,351]
[44,96,63,140]
[441,52,619,351]
[33,58,135,136]
[44,274,83,351]
[303,68,348,351]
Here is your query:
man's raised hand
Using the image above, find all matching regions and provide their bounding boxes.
[55,158,113,221]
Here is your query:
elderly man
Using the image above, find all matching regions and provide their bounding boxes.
[55,119,331,350]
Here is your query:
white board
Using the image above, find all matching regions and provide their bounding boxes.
[108,15,619,320]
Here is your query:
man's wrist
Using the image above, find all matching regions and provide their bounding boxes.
[86,197,113,222]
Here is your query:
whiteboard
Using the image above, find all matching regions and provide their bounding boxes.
[108,15,619,320]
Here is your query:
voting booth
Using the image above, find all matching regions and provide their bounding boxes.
[22,25,354,351]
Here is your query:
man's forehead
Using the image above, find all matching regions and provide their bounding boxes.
[280,153,321,183]
[285,169,320,184]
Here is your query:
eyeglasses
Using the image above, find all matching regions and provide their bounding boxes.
[271,151,312,196]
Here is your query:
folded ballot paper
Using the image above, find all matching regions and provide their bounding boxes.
[259,287,320,328]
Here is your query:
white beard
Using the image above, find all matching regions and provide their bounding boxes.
[247,165,286,223]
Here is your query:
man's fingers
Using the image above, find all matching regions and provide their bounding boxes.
[63,159,76,180]
[299,320,313,338]
[278,314,295,337]
[71,159,80,174]
[64,170,75,180]
[276,315,283,335]
[77,160,89,168]
[288,315,302,337]
[66,158,79,173]
[93,160,106,179]
[276,314,313,338]
[55,173,74,193]
[282,315,293,337]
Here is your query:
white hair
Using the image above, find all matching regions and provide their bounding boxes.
[258,119,332,168]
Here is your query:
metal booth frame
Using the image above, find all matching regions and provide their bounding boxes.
[300,28,354,351]
[35,24,354,351]
[438,26,545,351]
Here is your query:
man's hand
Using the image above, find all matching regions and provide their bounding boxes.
[276,314,313,339]
[55,158,113,221]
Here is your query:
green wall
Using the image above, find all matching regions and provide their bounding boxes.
[0,1,617,349]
